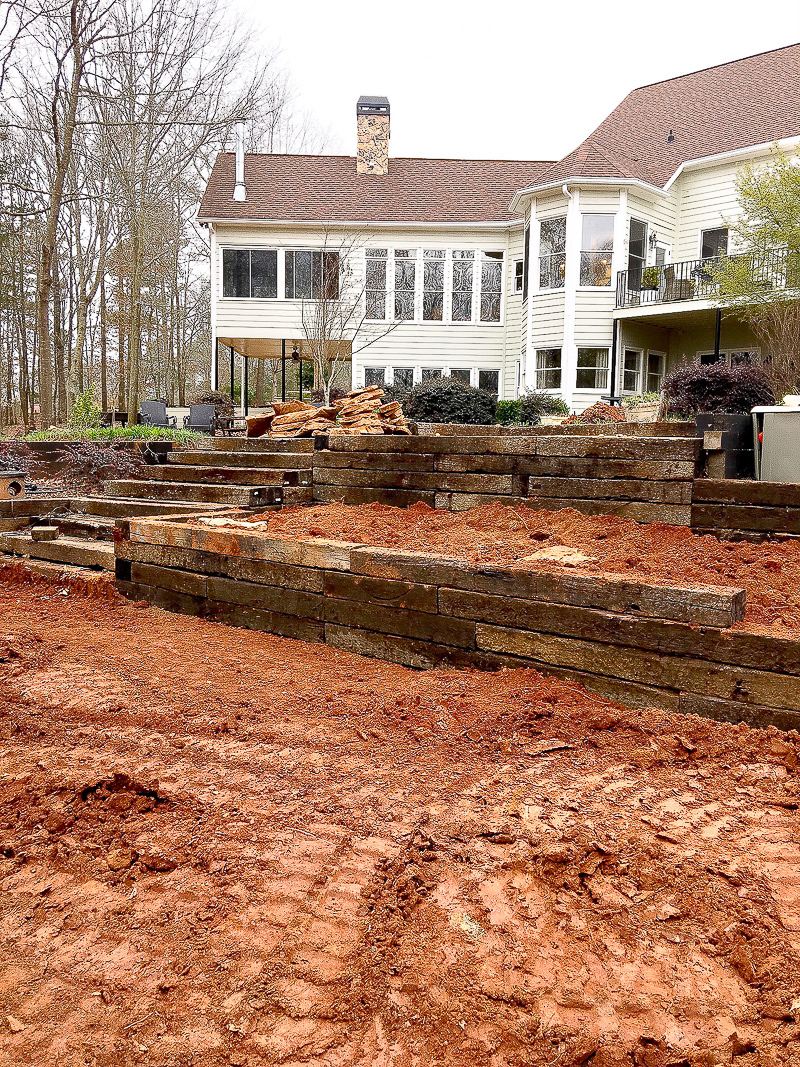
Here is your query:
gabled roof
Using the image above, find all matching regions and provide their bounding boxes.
[535,43,800,189]
[198,154,553,225]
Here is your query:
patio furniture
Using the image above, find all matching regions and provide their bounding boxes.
[215,414,247,436]
[183,404,217,434]
[663,265,694,302]
[100,410,128,427]
[139,400,177,429]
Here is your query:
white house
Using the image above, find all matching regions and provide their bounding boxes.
[198,45,800,412]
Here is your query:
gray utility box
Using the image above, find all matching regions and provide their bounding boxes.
[753,406,800,482]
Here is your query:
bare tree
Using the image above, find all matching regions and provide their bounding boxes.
[299,230,399,405]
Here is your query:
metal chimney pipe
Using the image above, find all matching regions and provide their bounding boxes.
[233,121,246,202]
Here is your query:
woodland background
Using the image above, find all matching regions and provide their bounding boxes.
[0,0,324,428]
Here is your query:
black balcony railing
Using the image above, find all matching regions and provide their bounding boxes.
[615,248,800,309]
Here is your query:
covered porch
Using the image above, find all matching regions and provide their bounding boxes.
[213,337,353,415]
[612,304,761,397]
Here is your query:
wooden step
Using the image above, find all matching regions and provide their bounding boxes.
[168,450,313,469]
[204,438,315,453]
[103,480,282,506]
[0,532,115,570]
[68,496,229,519]
[145,465,310,487]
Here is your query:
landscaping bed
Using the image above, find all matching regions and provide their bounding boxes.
[197,501,800,637]
[2,578,800,1065]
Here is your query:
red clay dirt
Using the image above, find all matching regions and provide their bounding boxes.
[225,501,800,636]
[2,577,800,1065]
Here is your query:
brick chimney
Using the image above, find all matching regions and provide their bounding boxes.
[356,96,390,175]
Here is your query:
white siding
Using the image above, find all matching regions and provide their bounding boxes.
[672,161,743,261]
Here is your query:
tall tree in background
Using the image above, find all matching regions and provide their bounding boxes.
[0,0,321,427]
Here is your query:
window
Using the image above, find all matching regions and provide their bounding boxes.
[514,259,524,294]
[698,349,758,369]
[646,352,665,392]
[450,367,471,384]
[365,248,388,320]
[534,348,561,390]
[701,228,728,260]
[576,347,610,389]
[422,250,445,321]
[222,249,277,299]
[478,369,499,396]
[285,250,339,300]
[394,249,416,320]
[539,217,566,289]
[392,367,414,390]
[480,252,503,322]
[364,367,385,387]
[580,215,614,286]
[628,219,647,288]
[730,350,754,366]
[522,225,530,299]
[451,250,474,321]
[623,349,642,392]
[422,367,442,381]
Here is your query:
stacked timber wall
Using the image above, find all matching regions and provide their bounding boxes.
[692,479,800,540]
[115,516,800,731]
[312,433,700,525]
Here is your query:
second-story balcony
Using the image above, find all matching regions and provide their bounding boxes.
[615,249,799,310]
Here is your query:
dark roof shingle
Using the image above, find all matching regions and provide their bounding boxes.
[534,42,800,188]
[198,155,553,224]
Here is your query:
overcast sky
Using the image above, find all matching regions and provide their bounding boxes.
[236,0,798,162]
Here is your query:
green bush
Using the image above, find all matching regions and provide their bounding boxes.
[518,390,570,425]
[495,400,521,424]
[623,392,661,407]
[68,388,103,431]
[405,378,497,425]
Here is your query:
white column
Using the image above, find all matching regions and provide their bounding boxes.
[524,203,538,391]
[209,225,218,389]
[561,187,581,409]
[611,189,628,395]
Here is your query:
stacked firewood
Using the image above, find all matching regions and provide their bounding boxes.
[267,388,411,437]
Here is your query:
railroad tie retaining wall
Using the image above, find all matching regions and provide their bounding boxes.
[115,516,800,731]
[312,433,701,525]
[692,479,800,540]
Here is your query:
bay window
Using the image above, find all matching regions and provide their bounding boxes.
[423,249,445,321]
[576,347,610,389]
[394,249,416,320]
[285,250,339,300]
[365,248,388,320]
[534,348,561,389]
[539,217,566,289]
[222,249,278,299]
[480,252,503,322]
[580,215,614,286]
[451,251,474,321]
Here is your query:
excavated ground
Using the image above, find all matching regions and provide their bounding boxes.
[227,502,800,636]
[2,577,800,1066]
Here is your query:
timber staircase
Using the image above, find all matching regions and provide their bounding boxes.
[0,438,315,573]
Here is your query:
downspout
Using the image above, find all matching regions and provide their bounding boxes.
[610,318,619,399]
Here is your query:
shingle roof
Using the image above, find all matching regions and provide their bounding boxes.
[534,42,800,188]
[197,154,553,224]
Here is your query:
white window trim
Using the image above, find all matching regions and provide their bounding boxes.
[513,257,524,294]
[696,348,761,365]
[698,226,730,260]
[645,349,667,392]
[577,212,616,290]
[575,346,612,392]
[219,246,281,301]
[533,347,563,392]
[536,215,567,294]
[622,346,644,394]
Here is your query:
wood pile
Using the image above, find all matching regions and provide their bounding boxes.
[562,402,627,426]
[267,388,411,438]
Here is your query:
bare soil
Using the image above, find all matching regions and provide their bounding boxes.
[230,501,800,636]
[2,577,800,1065]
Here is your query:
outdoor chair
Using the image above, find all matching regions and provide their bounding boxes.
[183,404,217,434]
[139,400,177,428]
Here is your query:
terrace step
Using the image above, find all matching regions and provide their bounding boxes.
[103,479,283,506]
[168,449,313,469]
[198,437,315,453]
[145,465,310,487]
[0,532,115,571]
[68,496,229,519]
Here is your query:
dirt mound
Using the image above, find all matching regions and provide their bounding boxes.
[1,580,800,1063]
[231,501,800,636]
